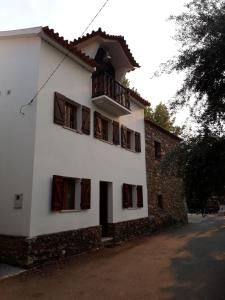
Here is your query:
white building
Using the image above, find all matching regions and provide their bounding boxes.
[0,26,150,266]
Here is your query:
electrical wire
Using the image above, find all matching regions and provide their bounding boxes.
[81,0,110,36]
[20,0,110,115]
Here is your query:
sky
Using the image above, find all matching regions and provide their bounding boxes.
[0,0,189,125]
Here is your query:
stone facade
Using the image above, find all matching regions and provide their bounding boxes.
[0,218,152,267]
[145,119,188,229]
[108,217,150,242]
[0,226,101,267]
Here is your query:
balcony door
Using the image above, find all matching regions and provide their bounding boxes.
[95,47,115,78]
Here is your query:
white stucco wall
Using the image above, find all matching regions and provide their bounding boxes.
[0,36,40,236]
[29,40,148,237]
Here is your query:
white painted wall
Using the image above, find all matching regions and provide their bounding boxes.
[29,40,148,237]
[0,36,40,236]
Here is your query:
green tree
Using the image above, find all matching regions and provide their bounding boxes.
[121,77,130,88]
[159,0,225,212]
[163,0,225,129]
[121,77,140,95]
[162,131,225,211]
[145,102,183,135]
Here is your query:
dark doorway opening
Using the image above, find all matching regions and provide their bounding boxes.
[100,181,109,237]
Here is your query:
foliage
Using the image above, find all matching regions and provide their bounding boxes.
[161,0,225,129]
[121,77,130,88]
[157,0,225,211]
[162,131,225,210]
[121,77,140,95]
[145,102,183,135]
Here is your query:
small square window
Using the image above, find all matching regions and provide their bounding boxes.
[157,194,163,209]
[154,141,162,159]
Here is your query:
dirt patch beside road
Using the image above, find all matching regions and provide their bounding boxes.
[1,216,225,300]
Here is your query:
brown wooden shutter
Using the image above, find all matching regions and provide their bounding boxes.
[54,92,65,125]
[121,126,127,148]
[135,132,141,152]
[113,121,120,145]
[94,111,102,139]
[52,175,64,211]
[137,185,143,208]
[122,183,129,208]
[82,106,91,135]
[81,179,91,209]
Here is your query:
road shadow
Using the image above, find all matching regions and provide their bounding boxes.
[161,217,225,300]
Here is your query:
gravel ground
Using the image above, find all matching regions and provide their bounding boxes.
[1,215,225,300]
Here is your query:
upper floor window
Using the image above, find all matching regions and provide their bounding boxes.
[121,126,141,152]
[64,102,77,130]
[94,111,120,145]
[154,141,162,159]
[54,92,90,135]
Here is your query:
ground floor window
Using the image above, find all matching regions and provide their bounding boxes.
[52,175,91,211]
[122,184,143,208]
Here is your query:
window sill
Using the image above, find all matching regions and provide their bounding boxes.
[126,207,141,210]
[95,137,118,146]
[121,146,138,153]
[63,126,82,134]
[59,209,82,213]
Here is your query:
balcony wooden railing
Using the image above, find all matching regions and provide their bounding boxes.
[92,73,131,110]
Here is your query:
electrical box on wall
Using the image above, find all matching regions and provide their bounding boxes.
[14,194,23,209]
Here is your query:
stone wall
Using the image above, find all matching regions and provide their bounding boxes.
[108,217,150,242]
[145,119,188,229]
[0,226,101,267]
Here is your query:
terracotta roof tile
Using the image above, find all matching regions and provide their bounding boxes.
[72,28,140,68]
[42,26,97,68]
[128,88,150,107]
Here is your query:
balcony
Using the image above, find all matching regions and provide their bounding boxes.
[92,73,131,116]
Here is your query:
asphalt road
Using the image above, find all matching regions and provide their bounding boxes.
[1,215,225,300]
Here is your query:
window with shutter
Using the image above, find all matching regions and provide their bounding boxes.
[52,175,64,211]
[121,126,127,148]
[135,132,141,152]
[64,102,77,130]
[122,184,143,209]
[122,183,129,208]
[63,178,75,210]
[101,118,109,141]
[137,185,143,208]
[113,121,120,145]
[82,106,90,135]
[126,130,132,150]
[54,92,65,125]
[94,111,103,139]
[81,179,91,209]
[52,176,91,212]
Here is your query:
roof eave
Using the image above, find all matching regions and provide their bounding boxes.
[0,26,42,39]
[40,32,96,73]
[73,28,140,69]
